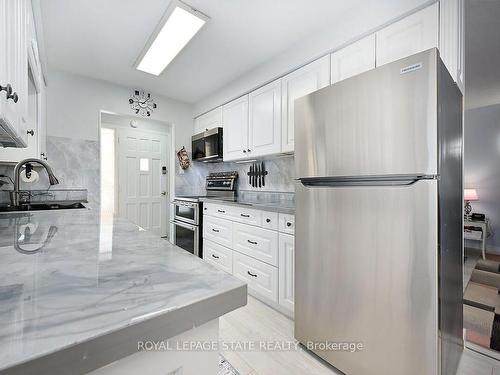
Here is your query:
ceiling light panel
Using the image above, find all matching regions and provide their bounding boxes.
[136,1,208,76]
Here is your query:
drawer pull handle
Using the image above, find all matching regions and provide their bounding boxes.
[212,254,220,259]
[286,222,292,227]
[247,240,257,245]
[266,218,271,223]
[218,210,225,213]
[247,271,257,278]
[212,228,220,233]
[240,214,250,218]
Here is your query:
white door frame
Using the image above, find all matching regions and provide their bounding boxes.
[98,110,175,240]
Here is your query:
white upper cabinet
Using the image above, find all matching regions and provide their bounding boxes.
[376,3,439,67]
[223,95,249,161]
[281,55,330,153]
[331,34,376,84]
[0,0,47,162]
[0,0,29,148]
[439,0,464,93]
[248,80,282,157]
[194,106,222,135]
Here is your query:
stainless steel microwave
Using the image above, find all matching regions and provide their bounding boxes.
[192,127,223,162]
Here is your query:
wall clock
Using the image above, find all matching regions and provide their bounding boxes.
[129,90,157,117]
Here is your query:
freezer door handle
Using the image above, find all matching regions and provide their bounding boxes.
[298,174,437,187]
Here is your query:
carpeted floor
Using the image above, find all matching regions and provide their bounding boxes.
[463,253,500,352]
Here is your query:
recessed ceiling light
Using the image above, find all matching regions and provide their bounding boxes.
[135,1,208,76]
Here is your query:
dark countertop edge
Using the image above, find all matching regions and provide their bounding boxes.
[0,284,247,375]
[199,198,295,214]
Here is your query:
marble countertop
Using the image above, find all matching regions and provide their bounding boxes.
[0,208,246,374]
[199,197,295,214]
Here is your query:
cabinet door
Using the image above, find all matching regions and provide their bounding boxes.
[331,34,376,84]
[233,251,278,303]
[376,3,438,67]
[248,80,281,157]
[222,95,249,161]
[233,222,278,266]
[281,56,330,153]
[439,0,464,93]
[203,216,233,249]
[279,233,294,312]
[0,0,27,147]
[194,107,222,134]
[203,239,233,274]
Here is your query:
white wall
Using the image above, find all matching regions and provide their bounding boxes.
[194,0,433,115]
[47,69,194,151]
[464,104,500,250]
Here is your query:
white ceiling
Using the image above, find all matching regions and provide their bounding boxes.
[41,0,422,104]
[465,0,500,110]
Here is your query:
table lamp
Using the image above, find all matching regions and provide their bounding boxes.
[464,188,479,219]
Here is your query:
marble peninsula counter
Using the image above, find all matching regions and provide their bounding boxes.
[0,208,247,375]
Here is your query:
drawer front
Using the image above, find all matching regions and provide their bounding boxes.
[203,216,233,248]
[261,211,278,230]
[233,252,278,303]
[233,222,278,266]
[203,239,233,274]
[279,213,295,234]
[229,206,262,226]
[203,202,233,220]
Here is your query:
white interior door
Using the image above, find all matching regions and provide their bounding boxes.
[117,128,169,237]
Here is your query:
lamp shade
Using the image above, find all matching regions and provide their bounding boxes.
[464,189,479,201]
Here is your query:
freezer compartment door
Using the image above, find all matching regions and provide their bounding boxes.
[295,179,438,375]
[295,49,438,178]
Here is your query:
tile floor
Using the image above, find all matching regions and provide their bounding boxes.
[220,295,500,375]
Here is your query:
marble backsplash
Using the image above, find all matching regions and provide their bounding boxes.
[175,154,295,196]
[0,136,100,207]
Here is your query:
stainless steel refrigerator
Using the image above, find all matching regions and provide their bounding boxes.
[294,48,463,375]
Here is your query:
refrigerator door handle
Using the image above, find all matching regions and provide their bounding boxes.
[298,174,437,187]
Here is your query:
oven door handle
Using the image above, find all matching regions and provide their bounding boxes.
[170,220,196,231]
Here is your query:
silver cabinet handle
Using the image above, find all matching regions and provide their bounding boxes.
[286,222,292,227]
[27,129,34,136]
[212,228,220,233]
[241,214,250,218]
[243,150,247,153]
[247,240,257,245]
[0,84,12,96]
[217,209,225,213]
[1,84,18,102]
[211,254,220,259]
[247,271,257,277]
[266,218,271,223]
[247,149,251,152]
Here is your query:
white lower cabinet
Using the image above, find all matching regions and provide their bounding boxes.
[202,202,294,316]
[203,216,233,249]
[203,239,233,274]
[233,251,278,303]
[279,233,295,312]
[233,222,278,267]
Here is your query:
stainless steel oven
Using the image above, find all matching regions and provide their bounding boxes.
[172,171,238,258]
[173,199,199,225]
[171,220,200,257]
